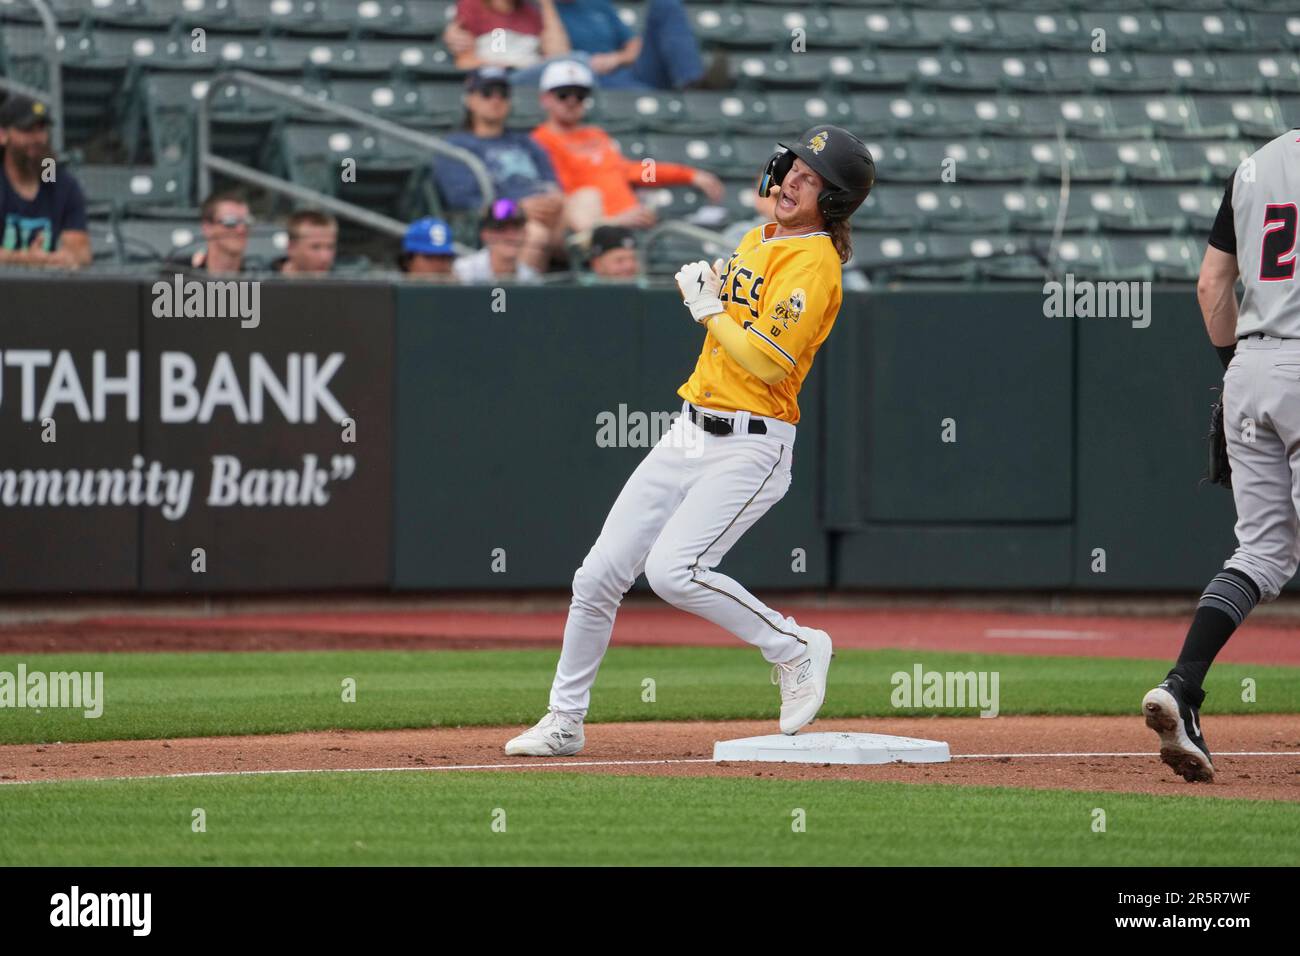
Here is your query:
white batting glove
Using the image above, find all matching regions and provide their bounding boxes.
[675,259,725,324]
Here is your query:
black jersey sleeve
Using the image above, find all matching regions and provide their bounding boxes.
[1207,175,1236,255]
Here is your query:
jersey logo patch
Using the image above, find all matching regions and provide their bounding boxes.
[770,288,806,331]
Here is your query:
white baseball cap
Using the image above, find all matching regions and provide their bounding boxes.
[540,59,595,93]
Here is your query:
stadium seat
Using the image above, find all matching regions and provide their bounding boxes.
[1109,94,1204,138]
[1189,94,1286,138]
[765,91,853,129]
[737,53,839,91]
[1108,235,1201,280]
[1050,52,1166,94]
[232,0,353,39]
[614,132,735,176]
[910,10,1002,49]
[1139,183,1226,232]
[1017,96,1115,138]
[991,10,1086,50]
[76,164,190,217]
[1161,12,1255,52]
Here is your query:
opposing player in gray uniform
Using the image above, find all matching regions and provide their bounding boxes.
[1142,128,1300,783]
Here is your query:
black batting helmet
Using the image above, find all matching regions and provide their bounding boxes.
[761,126,875,221]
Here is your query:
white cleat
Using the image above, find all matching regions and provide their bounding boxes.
[503,710,585,757]
[771,628,833,735]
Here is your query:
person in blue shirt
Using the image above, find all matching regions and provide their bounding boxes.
[553,0,708,90]
[0,95,91,269]
[431,67,565,273]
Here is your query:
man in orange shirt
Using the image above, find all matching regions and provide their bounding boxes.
[530,60,723,233]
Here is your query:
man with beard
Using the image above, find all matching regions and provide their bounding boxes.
[0,95,90,269]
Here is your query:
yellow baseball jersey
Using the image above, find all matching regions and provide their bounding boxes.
[678,222,843,424]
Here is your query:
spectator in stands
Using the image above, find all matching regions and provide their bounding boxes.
[443,0,570,72]
[398,217,458,278]
[530,60,723,233]
[274,210,338,275]
[174,191,252,274]
[431,67,565,273]
[0,95,91,270]
[454,198,541,283]
[554,0,717,91]
[587,224,638,279]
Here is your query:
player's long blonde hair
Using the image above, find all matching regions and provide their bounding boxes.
[828,219,852,264]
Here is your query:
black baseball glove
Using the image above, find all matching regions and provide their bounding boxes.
[1208,388,1231,489]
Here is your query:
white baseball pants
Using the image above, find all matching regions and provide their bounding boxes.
[1223,334,1300,600]
[549,401,808,717]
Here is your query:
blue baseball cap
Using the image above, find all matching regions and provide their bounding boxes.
[403,217,455,256]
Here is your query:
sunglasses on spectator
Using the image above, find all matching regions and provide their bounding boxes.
[552,87,590,102]
[475,85,511,99]
[209,214,254,228]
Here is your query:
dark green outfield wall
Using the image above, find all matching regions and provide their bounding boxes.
[0,277,1245,593]
[392,285,1240,594]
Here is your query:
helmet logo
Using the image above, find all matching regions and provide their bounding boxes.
[807,131,828,153]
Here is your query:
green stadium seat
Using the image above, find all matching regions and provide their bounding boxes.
[0,0,83,24]
[812,51,910,90]
[613,131,735,176]
[1109,94,1203,138]
[736,53,836,91]
[349,0,455,39]
[910,10,1001,49]
[991,10,1085,50]
[930,93,1024,136]
[729,134,781,173]
[1080,185,1155,230]
[136,73,277,177]
[641,183,706,223]
[234,0,353,38]
[1140,183,1226,232]
[1218,53,1300,95]
[648,90,773,135]
[848,92,940,136]
[847,8,927,49]
[1161,12,1255,52]
[116,216,204,262]
[1000,184,1097,233]
[326,78,428,121]
[587,89,675,134]
[963,52,1072,94]
[683,4,748,50]
[280,123,427,218]
[1049,52,1166,94]
[85,0,174,29]
[1081,13,1174,51]
[1165,138,1256,180]
[1135,53,1249,94]
[1189,94,1286,138]
[1109,235,1200,280]
[1018,96,1115,138]
[872,51,972,90]
[84,219,122,264]
[765,91,853,129]
[76,163,190,217]
[1241,13,1298,52]
[166,0,264,33]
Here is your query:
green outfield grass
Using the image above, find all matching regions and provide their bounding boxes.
[0,771,1295,866]
[0,647,1294,745]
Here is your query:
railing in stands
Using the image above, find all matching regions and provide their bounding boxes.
[1,0,64,155]
[196,70,496,241]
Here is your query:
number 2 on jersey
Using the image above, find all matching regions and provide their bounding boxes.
[1261,203,1298,281]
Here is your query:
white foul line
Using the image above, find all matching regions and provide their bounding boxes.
[1,751,1298,786]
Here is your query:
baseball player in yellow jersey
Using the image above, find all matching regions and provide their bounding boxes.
[506,126,876,756]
